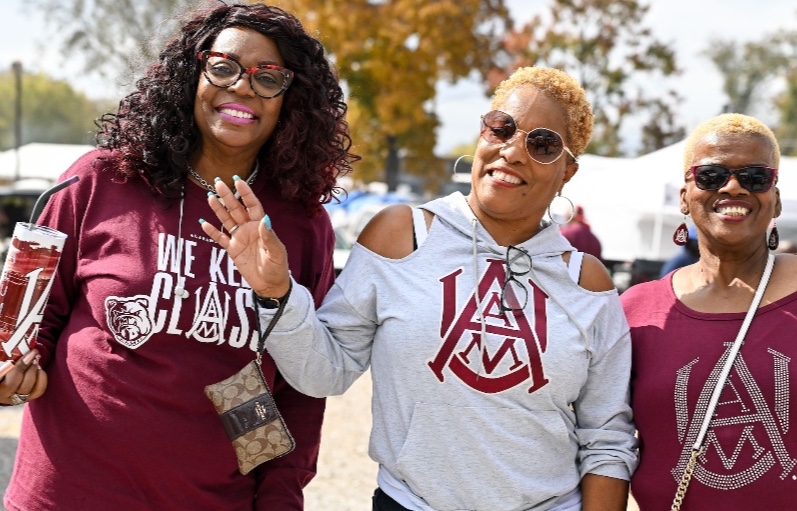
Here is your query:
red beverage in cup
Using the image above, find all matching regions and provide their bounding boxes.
[0,222,67,362]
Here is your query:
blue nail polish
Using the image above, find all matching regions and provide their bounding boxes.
[198,218,206,224]
[233,175,241,181]
[263,214,272,230]
[207,191,215,197]
[214,177,221,183]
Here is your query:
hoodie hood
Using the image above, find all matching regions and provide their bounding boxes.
[421,192,575,257]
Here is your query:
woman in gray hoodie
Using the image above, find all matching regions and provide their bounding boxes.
[203,66,638,511]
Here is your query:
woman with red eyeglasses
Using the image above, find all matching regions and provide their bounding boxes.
[205,66,638,511]
[1,3,358,510]
[621,114,797,510]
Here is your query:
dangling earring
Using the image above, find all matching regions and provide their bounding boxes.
[452,155,472,176]
[673,215,689,246]
[547,192,575,225]
[768,222,780,251]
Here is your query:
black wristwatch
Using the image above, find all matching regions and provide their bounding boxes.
[254,284,291,310]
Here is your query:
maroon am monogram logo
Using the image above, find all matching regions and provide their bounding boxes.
[427,258,549,394]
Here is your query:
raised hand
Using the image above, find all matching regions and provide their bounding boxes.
[199,177,291,299]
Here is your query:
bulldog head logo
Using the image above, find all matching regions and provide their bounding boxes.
[105,295,155,349]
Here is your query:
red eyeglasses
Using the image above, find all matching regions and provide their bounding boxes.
[197,50,293,99]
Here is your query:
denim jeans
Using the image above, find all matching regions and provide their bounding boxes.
[372,487,412,511]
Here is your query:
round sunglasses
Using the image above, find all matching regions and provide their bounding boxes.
[480,110,576,165]
[689,164,778,193]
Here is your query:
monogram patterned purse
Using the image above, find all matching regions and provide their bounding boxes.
[204,287,295,475]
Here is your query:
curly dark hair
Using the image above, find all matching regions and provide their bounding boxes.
[96,2,358,211]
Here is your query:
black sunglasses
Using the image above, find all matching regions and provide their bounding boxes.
[500,246,532,312]
[480,110,576,165]
[689,164,778,193]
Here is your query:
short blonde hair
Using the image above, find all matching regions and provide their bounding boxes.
[683,113,780,172]
[491,67,593,157]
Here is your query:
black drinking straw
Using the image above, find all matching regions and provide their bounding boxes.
[29,175,80,225]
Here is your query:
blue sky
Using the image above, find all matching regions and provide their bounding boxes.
[4,0,797,155]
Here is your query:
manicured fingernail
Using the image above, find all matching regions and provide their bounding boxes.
[207,191,215,198]
[233,175,241,181]
[214,177,221,183]
[263,215,272,230]
[22,350,36,365]
[198,218,206,225]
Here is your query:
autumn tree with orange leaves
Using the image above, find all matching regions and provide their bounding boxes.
[274,0,512,188]
[491,0,684,156]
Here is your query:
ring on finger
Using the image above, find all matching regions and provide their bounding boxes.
[228,224,240,235]
[11,393,29,406]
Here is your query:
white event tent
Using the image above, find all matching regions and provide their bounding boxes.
[0,143,94,185]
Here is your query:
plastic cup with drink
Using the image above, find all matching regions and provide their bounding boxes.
[0,176,79,377]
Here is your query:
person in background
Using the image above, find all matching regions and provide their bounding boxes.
[621,113,797,510]
[1,3,358,510]
[204,66,637,511]
[560,204,603,261]
[658,225,699,277]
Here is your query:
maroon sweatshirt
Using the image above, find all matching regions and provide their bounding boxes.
[5,150,334,511]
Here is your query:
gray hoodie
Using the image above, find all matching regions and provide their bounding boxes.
[263,192,638,511]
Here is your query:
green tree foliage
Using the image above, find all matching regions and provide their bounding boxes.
[0,69,110,151]
[771,30,797,156]
[775,71,797,156]
[704,27,797,155]
[490,0,683,156]
[702,38,790,115]
[274,0,512,188]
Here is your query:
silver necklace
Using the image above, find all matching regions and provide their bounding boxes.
[173,162,259,300]
[187,161,260,198]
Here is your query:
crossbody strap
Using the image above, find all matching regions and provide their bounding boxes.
[671,252,775,511]
[692,252,775,448]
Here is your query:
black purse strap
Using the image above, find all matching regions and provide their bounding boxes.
[253,281,292,364]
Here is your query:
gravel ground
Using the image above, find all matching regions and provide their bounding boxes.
[0,371,638,510]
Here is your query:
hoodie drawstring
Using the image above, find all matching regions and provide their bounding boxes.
[471,218,487,376]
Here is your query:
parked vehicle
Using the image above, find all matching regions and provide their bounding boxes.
[333,227,352,276]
